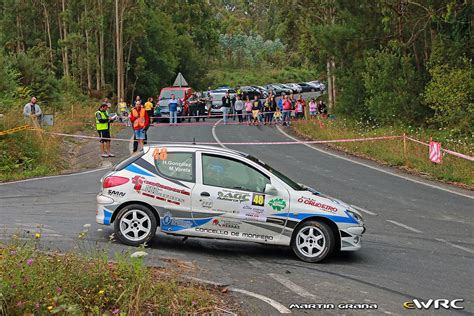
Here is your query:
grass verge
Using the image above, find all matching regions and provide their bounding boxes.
[292,117,474,188]
[0,102,121,182]
[0,235,235,315]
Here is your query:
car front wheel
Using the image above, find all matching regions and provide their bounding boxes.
[291,220,335,263]
[114,204,157,246]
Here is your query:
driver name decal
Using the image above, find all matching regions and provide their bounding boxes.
[297,196,338,213]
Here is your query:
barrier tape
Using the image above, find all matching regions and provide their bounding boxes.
[0,125,30,136]
[406,136,474,161]
[41,130,402,145]
[62,117,327,127]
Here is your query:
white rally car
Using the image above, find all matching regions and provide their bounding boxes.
[96,145,365,262]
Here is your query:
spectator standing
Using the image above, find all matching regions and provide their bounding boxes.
[144,97,154,123]
[221,92,231,125]
[295,95,306,119]
[309,98,317,119]
[251,95,262,125]
[234,95,245,123]
[103,98,112,110]
[117,98,128,123]
[130,101,149,152]
[133,96,141,107]
[23,96,42,126]
[277,97,283,111]
[168,94,179,126]
[245,96,253,124]
[154,98,161,122]
[282,95,292,126]
[317,100,327,116]
[269,96,277,124]
[263,97,272,125]
[95,102,115,158]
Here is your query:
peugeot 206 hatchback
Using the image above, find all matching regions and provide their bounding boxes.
[96,145,365,262]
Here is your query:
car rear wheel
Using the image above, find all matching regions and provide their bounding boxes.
[114,204,157,246]
[291,220,335,263]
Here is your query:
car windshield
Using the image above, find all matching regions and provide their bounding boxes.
[160,90,185,100]
[246,155,305,190]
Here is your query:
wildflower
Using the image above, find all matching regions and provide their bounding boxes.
[16,301,23,307]
[10,250,16,256]
[112,308,120,315]
[98,289,105,295]
[130,251,148,258]
[35,233,41,239]
[192,300,197,306]
[56,287,62,294]
[47,305,53,311]
[26,258,34,266]
[35,303,40,309]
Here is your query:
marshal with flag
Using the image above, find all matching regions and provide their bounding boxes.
[429,141,441,164]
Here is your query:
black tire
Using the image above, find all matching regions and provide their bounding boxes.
[311,88,315,92]
[291,220,335,263]
[114,204,157,246]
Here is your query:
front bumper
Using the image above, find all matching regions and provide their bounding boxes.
[340,225,366,251]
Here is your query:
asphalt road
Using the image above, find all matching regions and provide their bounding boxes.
[1,117,473,315]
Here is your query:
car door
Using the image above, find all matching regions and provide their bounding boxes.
[191,151,290,241]
[150,148,196,232]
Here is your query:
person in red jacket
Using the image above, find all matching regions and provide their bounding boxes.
[282,95,292,126]
[295,95,306,119]
[130,101,149,152]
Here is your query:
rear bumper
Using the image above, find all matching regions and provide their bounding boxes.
[96,194,118,225]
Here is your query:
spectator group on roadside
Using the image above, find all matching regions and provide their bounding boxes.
[92,88,327,158]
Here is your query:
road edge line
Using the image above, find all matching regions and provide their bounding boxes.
[183,275,291,314]
[276,125,474,200]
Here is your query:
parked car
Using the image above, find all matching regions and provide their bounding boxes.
[273,84,293,95]
[208,89,236,116]
[96,144,365,263]
[251,85,269,98]
[298,82,319,92]
[286,83,303,94]
[240,86,264,100]
[309,81,326,92]
[264,84,285,96]
[157,87,193,122]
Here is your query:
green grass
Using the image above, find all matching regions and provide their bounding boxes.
[293,117,474,187]
[0,232,233,315]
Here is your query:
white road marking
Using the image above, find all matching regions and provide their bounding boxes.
[242,256,264,268]
[435,238,474,254]
[276,125,474,200]
[386,220,423,234]
[211,119,226,148]
[351,204,378,216]
[230,287,291,314]
[0,167,110,185]
[268,273,317,300]
[183,275,291,314]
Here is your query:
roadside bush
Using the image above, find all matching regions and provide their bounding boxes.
[362,46,424,125]
[423,58,473,136]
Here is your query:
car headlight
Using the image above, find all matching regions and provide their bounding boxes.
[347,210,363,223]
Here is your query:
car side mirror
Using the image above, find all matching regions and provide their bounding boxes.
[264,184,278,195]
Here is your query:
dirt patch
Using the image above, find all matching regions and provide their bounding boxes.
[59,129,132,173]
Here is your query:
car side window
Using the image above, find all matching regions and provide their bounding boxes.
[154,151,194,182]
[202,154,270,193]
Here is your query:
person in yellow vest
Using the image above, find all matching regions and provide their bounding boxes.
[117,98,128,123]
[144,97,154,123]
[130,101,149,152]
[95,103,115,158]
